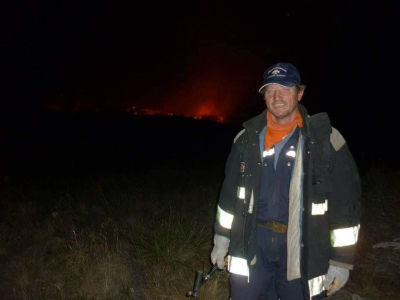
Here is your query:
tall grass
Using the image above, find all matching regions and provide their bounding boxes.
[1,164,399,299]
[0,166,229,299]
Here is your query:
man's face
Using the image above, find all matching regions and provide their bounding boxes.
[264,84,304,124]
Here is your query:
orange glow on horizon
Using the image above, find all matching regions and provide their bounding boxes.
[44,45,263,124]
[134,47,263,124]
[128,104,226,123]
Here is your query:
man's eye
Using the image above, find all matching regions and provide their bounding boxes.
[280,89,290,95]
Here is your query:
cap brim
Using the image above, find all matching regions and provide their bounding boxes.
[258,82,296,94]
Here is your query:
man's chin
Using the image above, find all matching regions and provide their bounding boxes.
[271,111,289,119]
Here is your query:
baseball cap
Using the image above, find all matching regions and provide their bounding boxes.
[258,62,301,93]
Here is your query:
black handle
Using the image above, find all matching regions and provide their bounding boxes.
[186,264,219,298]
[186,270,203,297]
[203,263,218,281]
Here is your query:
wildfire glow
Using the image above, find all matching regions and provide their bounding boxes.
[44,42,264,124]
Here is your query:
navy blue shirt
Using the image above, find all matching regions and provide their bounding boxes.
[257,127,300,224]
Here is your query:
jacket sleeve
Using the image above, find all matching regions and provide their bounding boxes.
[213,129,245,239]
[328,128,362,269]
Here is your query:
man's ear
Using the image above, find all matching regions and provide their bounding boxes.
[298,89,305,102]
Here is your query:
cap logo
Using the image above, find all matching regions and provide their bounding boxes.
[267,67,287,79]
[271,68,281,75]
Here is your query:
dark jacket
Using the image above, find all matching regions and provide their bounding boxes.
[214,104,361,296]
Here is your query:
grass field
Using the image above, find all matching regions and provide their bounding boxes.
[1,163,400,299]
[0,164,230,299]
[1,114,399,299]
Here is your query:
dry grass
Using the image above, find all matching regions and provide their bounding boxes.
[0,165,399,299]
[343,166,400,300]
[0,200,133,299]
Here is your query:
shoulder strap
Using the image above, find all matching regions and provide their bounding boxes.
[308,112,332,140]
[307,112,333,197]
[308,112,332,167]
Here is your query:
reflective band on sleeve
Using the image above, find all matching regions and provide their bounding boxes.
[311,200,328,215]
[237,186,245,199]
[331,224,360,247]
[228,255,249,277]
[216,205,234,229]
[308,275,325,297]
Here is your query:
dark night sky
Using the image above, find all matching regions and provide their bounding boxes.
[1,0,399,173]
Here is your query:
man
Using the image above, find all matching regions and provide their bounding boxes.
[210,62,361,299]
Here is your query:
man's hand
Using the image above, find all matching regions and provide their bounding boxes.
[323,265,350,296]
[210,234,230,269]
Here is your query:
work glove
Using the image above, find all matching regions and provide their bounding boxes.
[323,265,350,296]
[210,234,230,269]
